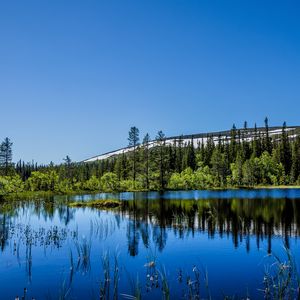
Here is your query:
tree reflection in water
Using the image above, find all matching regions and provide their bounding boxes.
[1,194,300,257]
[120,196,300,255]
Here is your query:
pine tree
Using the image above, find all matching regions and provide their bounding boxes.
[121,152,128,180]
[263,117,272,153]
[291,136,300,183]
[156,130,166,190]
[142,133,151,189]
[229,124,237,163]
[186,137,196,170]
[252,123,261,158]
[0,137,13,175]
[242,121,250,161]
[279,122,292,176]
[128,126,140,183]
[205,135,215,166]
[63,155,72,179]
[175,136,183,172]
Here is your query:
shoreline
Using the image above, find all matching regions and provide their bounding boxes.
[1,185,300,200]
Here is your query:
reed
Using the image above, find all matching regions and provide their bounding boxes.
[74,237,92,273]
[261,244,300,299]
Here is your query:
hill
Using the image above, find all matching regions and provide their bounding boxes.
[84,126,300,163]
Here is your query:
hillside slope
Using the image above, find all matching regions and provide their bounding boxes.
[83,126,300,163]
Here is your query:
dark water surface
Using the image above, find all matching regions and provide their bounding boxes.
[1,189,300,299]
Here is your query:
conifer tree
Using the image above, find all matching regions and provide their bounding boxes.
[0,137,13,175]
[252,123,261,158]
[280,122,292,176]
[142,133,151,189]
[175,136,183,172]
[229,124,237,163]
[63,155,72,179]
[291,136,300,183]
[128,126,140,183]
[155,130,166,190]
[263,117,272,153]
[186,137,196,170]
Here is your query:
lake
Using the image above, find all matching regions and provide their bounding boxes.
[1,189,300,299]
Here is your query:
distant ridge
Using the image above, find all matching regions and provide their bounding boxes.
[83,126,300,163]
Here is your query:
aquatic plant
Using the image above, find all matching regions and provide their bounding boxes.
[74,237,92,273]
[261,245,300,300]
[121,275,142,300]
[99,251,120,300]
[159,267,170,300]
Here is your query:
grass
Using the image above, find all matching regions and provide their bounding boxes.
[74,238,92,273]
[12,245,300,300]
[253,185,300,189]
[261,245,300,299]
[69,199,122,209]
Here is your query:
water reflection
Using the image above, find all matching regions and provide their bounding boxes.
[1,190,300,299]
[119,197,300,255]
[1,191,300,257]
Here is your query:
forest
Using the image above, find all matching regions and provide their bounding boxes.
[1,119,300,196]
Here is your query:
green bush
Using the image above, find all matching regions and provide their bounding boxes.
[0,175,24,194]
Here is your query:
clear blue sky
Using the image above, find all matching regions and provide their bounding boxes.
[0,1,299,164]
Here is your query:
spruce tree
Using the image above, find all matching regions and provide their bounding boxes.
[264,117,272,153]
[128,126,140,183]
[175,136,183,172]
[0,137,13,175]
[186,137,196,170]
[229,124,237,163]
[63,155,72,179]
[155,130,166,190]
[280,122,292,176]
[291,136,300,183]
[142,133,151,189]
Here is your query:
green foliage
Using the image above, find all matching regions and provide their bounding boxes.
[2,121,300,195]
[100,172,119,192]
[27,171,59,192]
[83,175,101,191]
[119,179,143,191]
[0,175,24,194]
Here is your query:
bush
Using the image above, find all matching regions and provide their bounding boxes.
[26,171,59,191]
[83,176,101,191]
[0,175,24,194]
[100,172,119,192]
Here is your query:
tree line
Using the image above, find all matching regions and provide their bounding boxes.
[1,118,300,195]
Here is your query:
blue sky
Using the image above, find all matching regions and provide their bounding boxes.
[0,1,299,164]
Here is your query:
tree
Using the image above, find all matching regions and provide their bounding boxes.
[142,133,151,189]
[279,122,292,176]
[156,130,166,190]
[0,138,13,175]
[175,136,183,172]
[229,124,237,163]
[211,148,228,186]
[241,121,250,160]
[185,137,196,171]
[128,126,140,183]
[263,117,272,153]
[252,123,262,158]
[291,136,300,183]
[63,155,72,179]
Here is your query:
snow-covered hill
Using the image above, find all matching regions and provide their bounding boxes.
[83,126,300,163]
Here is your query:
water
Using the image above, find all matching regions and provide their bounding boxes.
[1,189,300,299]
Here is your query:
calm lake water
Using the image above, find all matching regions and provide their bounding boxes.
[1,189,300,299]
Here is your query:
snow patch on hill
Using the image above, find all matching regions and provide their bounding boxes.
[83,127,298,163]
